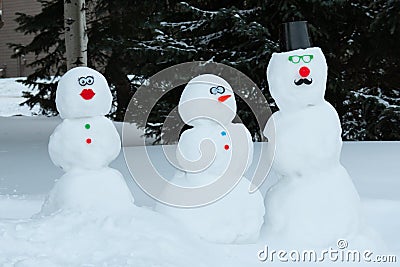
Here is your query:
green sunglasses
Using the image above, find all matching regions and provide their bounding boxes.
[288,55,314,64]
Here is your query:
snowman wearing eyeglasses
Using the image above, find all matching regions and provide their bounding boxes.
[263,21,361,247]
[43,67,134,215]
[156,74,265,244]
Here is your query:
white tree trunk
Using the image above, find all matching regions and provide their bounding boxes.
[0,0,4,29]
[64,0,87,70]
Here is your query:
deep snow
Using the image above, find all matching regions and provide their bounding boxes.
[0,78,40,117]
[0,116,399,266]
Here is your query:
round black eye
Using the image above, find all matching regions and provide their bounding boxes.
[216,86,225,94]
[78,77,86,86]
[210,87,218,95]
[86,76,94,85]
[210,86,226,95]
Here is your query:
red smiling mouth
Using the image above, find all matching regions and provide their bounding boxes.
[218,95,231,102]
[80,89,95,100]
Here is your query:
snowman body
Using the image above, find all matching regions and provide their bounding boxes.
[49,116,120,172]
[176,120,253,186]
[156,74,264,244]
[266,101,342,177]
[42,67,134,215]
[263,47,360,247]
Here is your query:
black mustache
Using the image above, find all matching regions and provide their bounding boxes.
[294,78,313,86]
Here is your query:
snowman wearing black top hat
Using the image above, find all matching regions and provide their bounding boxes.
[263,21,361,247]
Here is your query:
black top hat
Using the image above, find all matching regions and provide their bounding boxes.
[279,21,312,52]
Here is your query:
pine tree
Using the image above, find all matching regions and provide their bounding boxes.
[10,0,65,114]
[10,0,400,141]
[127,1,276,142]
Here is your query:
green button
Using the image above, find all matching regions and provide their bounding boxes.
[85,123,90,129]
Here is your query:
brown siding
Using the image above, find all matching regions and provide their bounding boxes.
[0,0,42,77]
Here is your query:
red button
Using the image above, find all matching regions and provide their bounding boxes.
[224,145,230,150]
[299,66,310,77]
[86,138,92,144]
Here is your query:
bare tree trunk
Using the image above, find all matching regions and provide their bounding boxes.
[0,0,4,29]
[64,0,87,70]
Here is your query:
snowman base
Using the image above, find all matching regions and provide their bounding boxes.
[264,165,361,248]
[156,174,265,244]
[40,167,134,216]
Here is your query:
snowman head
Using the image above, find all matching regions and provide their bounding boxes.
[56,67,112,119]
[267,47,328,111]
[179,74,237,126]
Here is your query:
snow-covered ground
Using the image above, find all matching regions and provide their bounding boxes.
[0,78,399,266]
[0,78,40,117]
[0,116,399,266]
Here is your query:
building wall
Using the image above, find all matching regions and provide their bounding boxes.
[0,0,42,77]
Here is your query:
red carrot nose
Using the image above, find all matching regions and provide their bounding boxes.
[299,66,310,77]
[218,95,231,102]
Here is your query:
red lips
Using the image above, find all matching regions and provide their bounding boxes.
[218,95,231,102]
[80,89,95,100]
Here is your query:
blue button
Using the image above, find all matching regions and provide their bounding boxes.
[221,131,227,136]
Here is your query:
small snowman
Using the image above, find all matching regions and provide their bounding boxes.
[263,21,361,247]
[156,74,265,244]
[42,67,134,215]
